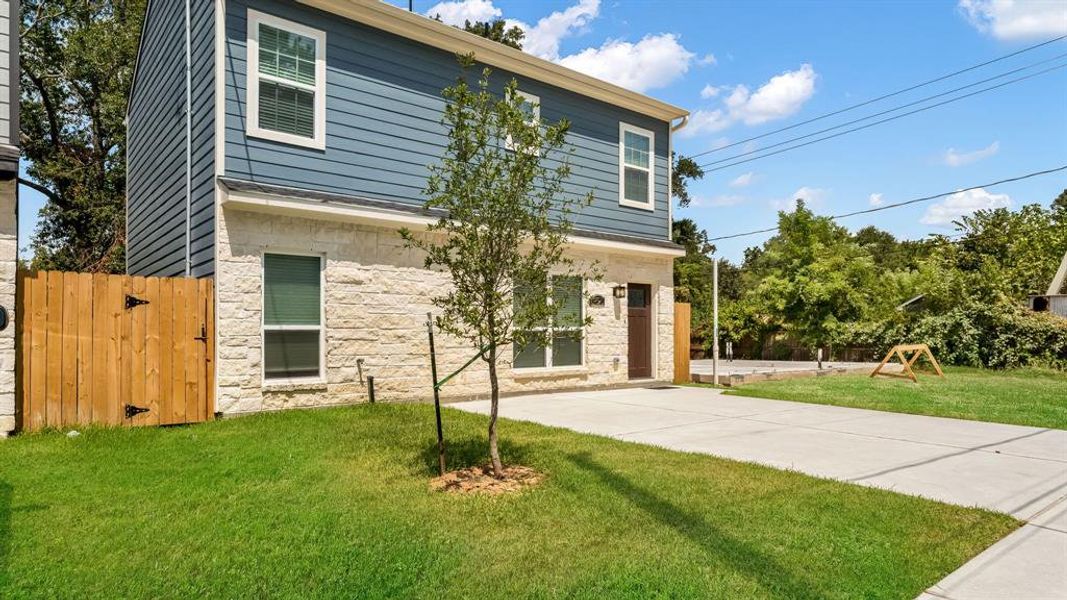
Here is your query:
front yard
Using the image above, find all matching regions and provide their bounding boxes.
[0,404,1016,599]
[724,366,1067,429]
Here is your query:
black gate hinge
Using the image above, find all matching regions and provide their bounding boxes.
[125,295,149,309]
[124,404,150,419]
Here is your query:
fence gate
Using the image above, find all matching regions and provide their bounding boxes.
[15,271,214,432]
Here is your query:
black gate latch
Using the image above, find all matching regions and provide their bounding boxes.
[124,404,150,419]
[125,295,150,310]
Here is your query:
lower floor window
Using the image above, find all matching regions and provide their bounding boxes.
[513,275,584,368]
[263,253,323,381]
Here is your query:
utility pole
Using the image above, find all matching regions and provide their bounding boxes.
[712,256,719,386]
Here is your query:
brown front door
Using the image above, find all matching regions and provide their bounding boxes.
[627,284,652,379]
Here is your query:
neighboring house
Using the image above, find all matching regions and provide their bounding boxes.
[0,0,16,435]
[126,0,689,416]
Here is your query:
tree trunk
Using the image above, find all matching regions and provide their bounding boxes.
[487,346,504,478]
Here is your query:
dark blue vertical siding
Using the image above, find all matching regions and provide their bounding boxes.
[223,0,671,241]
[127,0,215,278]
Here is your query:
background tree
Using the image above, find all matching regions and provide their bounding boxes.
[401,58,593,477]
[20,0,145,272]
[461,19,524,49]
[433,14,525,50]
[1053,189,1067,211]
[671,153,704,208]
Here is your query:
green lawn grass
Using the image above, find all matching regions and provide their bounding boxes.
[0,404,1017,599]
[724,367,1067,429]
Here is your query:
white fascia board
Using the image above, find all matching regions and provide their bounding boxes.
[222,190,685,258]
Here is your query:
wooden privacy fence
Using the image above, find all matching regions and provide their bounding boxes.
[16,271,215,431]
[673,302,691,384]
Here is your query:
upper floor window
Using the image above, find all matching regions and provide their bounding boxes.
[619,122,655,211]
[506,89,540,153]
[247,10,326,150]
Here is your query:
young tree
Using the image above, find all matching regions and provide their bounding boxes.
[401,58,594,477]
[20,0,145,272]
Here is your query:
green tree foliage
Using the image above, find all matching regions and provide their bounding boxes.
[400,58,594,476]
[671,153,705,208]
[718,194,1067,368]
[1053,189,1067,211]
[461,19,525,49]
[20,0,145,272]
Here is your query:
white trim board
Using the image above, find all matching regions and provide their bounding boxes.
[618,122,655,212]
[246,9,327,150]
[297,0,687,122]
[221,190,685,258]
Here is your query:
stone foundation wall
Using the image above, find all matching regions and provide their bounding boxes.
[216,206,674,415]
[0,176,15,435]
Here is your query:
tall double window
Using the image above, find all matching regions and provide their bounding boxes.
[247,10,326,149]
[619,122,655,210]
[513,276,584,369]
[263,253,323,382]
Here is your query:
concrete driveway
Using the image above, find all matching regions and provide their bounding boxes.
[452,386,1067,599]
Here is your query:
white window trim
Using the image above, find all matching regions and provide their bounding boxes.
[618,122,655,211]
[261,250,326,385]
[246,9,327,150]
[505,89,540,153]
[512,276,586,372]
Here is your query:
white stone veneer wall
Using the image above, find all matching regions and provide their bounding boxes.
[0,177,15,434]
[216,207,674,415]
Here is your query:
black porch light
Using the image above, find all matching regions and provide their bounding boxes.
[612,285,627,299]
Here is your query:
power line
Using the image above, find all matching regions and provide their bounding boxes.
[699,52,1067,169]
[706,165,1067,242]
[697,61,1067,173]
[689,34,1067,160]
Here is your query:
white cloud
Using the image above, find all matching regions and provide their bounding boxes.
[558,33,695,92]
[698,54,718,66]
[427,0,600,60]
[729,172,756,188]
[942,141,1000,167]
[869,193,884,207]
[515,0,600,60]
[725,64,817,125]
[690,194,746,207]
[426,0,502,25]
[771,186,826,210]
[700,84,721,99]
[677,108,731,138]
[920,188,1012,226]
[958,0,1067,40]
[428,0,697,95]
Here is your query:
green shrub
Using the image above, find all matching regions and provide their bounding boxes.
[836,304,1067,369]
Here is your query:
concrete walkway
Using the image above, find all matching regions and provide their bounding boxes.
[452,386,1067,599]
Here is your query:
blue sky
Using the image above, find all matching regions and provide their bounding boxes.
[19,0,1067,263]
[406,0,1067,261]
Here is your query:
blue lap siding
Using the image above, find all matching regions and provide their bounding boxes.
[223,0,672,241]
[127,0,215,278]
[128,0,678,279]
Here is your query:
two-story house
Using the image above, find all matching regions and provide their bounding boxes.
[127,0,689,416]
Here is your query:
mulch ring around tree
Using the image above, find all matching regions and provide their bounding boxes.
[430,465,545,495]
